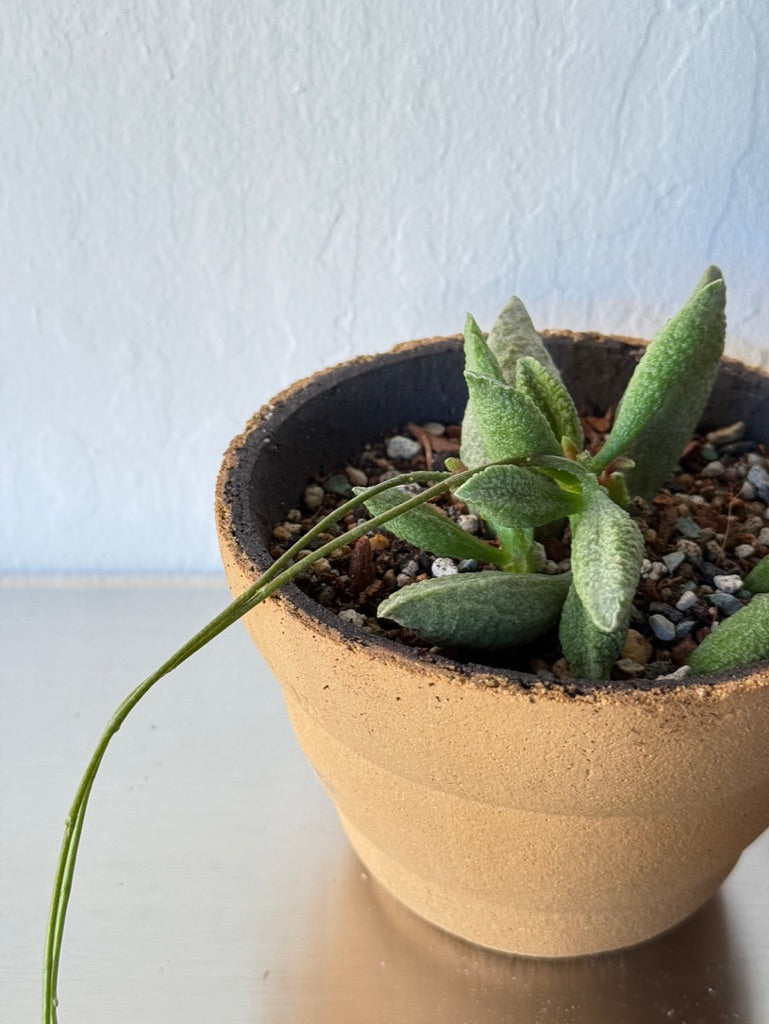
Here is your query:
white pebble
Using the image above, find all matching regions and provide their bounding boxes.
[641,559,668,581]
[656,665,692,682]
[344,465,368,487]
[759,528,769,546]
[735,543,756,559]
[676,590,698,612]
[701,461,725,478]
[713,574,744,595]
[338,609,366,628]
[303,483,325,511]
[423,422,446,436]
[748,464,769,491]
[431,557,459,577]
[457,514,479,534]
[747,452,767,467]
[676,539,702,560]
[386,435,422,459]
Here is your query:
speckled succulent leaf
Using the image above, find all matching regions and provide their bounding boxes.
[460,315,504,468]
[356,486,508,566]
[559,584,629,681]
[528,453,590,493]
[464,371,561,461]
[744,555,769,594]
[493,525,536,572]
[515,356,583,450]
[605,470,632,508]
[590,267,726,498]
[458,415,488,470]
[463,313,504,379]
[687,594,769,673]
[485,295,562,385]
[377,570,571,650]
[455,464,582,529]
[570,479,645,633]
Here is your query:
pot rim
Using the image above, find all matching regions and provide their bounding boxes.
[216,332,769,699]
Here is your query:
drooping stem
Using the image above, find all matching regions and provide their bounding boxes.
[43,460,502,1024]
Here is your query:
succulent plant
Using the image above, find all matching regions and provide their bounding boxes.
[364,267,760,680]
[44,265,769,1023]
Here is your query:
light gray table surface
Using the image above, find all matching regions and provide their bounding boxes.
[3,578,769,1024]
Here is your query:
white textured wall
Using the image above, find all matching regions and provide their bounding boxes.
[3,0,768,572]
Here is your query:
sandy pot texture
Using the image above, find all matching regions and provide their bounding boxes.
[215,332,769,958]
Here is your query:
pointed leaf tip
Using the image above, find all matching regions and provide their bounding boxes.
[698,265,723,287]
[515,356,583,450]
[485,294,562,385]
[590,267,726,496]
[464,371,561,461]
[687,594,769,674]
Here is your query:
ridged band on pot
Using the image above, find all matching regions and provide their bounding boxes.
[215,332,769,957]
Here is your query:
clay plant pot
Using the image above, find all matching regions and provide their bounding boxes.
[215,332,769,957]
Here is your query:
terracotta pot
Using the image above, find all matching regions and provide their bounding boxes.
[215,332,769,957]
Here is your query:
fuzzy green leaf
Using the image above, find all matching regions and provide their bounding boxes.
[687,595,769,673]
[378,570,571,650]
[459,410,487,470]
[465,371,561,461]
[460,296,563,468]
[528,453,590,493]
[515,356,583,449]
[493,525,536,572]
[463,314,504,379]
[460,315,504,467]
[485,295,563,385]
[590,267,726,497]
[570,479,644,633]
[559,584,629,681]
[357,486,508,566]
[605,470,631,509]
[455,464,582,529]
[744,555,769,594]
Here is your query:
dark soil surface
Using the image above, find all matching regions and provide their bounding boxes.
[269,415,769,682]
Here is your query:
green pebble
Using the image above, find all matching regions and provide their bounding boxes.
[325,474,353,497]
[676,516,701,539]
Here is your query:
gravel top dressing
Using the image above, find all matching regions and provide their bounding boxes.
[269,415,769,683]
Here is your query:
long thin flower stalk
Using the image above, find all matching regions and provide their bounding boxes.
[43,460,501,1024]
